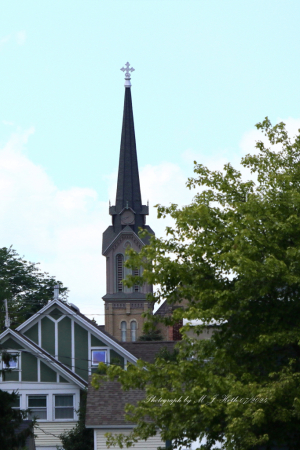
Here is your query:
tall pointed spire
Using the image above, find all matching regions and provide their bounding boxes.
[115,84,142,213]
[102,64,154,341]
[103,63,153,255]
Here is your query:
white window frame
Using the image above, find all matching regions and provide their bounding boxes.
[53,394,75,421]
[2,351,20,370]
[91,348,107,366]
[27,394,48,421]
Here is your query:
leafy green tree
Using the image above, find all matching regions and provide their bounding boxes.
[0,389,34,450]
[139,328,163,341]
[58,391,93,450]
[92,119,300,450]
[0,246,68,329]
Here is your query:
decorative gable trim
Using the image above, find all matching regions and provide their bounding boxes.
[0,329,87,389]
[118,207,136,215]
[16,300,138,364]
[103,227,145,256]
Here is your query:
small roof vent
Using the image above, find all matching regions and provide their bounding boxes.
[69,303,80,313]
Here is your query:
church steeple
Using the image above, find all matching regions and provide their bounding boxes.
[106,63,150,240]
[102,63,154,341]
[115,82,142,213]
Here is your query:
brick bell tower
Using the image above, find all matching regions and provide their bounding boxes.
[102,63,154,342]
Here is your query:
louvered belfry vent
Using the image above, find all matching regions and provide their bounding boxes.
[116,254,124,292]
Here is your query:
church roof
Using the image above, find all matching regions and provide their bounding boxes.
[115,87,142,213]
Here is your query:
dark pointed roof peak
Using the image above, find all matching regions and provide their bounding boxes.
[102,66,154,249]
[115,87,142,213]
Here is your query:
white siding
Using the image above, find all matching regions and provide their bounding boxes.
[34,421,77,447]
[95,429,165,450]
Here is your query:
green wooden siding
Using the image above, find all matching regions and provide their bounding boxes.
[22,353,38,381]
[91,334,106,347]
[59,375,70,383]
[74,323,88,381]
[24,323,38,344]
[49,308,63,320]
[3,371,19,381]
[110,349,125,368]
[58,317,72,368]
[2,338,24,350]
[41,317,55,355]
[40,361,57,382]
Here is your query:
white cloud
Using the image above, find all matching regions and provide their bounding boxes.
[182,148,231,173]
[2,120,14,126]
[0,130,193,324]
[16,31,26,46]
[2,119,298,324]
[240,117,300,156]
[140,162,193,238]
[0,128,108,322]
[0,35,11,48]
[0,31,26,49]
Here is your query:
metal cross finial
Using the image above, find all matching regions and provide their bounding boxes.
[120,62,135,87]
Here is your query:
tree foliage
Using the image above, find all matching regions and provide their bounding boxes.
[92,119,300,449]
[0,246,68,330]
[139,328,163,341]
[0,390,34,450]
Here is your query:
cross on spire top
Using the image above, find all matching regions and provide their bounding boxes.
[120,62,135,87]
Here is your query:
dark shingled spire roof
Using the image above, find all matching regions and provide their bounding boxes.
[116,88,142,213]
[102,83,154,254]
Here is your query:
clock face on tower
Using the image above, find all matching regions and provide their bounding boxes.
[121,210,135,225]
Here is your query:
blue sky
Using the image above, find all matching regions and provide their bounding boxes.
[1,0,300,320]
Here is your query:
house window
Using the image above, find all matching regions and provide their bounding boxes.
[91,350,107,366]
[116,254,124,292]
[2,352,19,369]
[28,395,47,420]
[130,321,137,342]
[121,321,127,342]
[133,267,139,292]
[54,395,74,419]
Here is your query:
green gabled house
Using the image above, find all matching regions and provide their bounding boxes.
[0,297,139,450]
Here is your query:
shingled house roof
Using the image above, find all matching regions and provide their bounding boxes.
[86,379,145,427]
[120,341,176,363]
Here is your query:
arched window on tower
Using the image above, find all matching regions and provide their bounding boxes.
[121,321,127,342]
[133,267,139,292]
[130,320,137,342]
[116,254,124,292]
